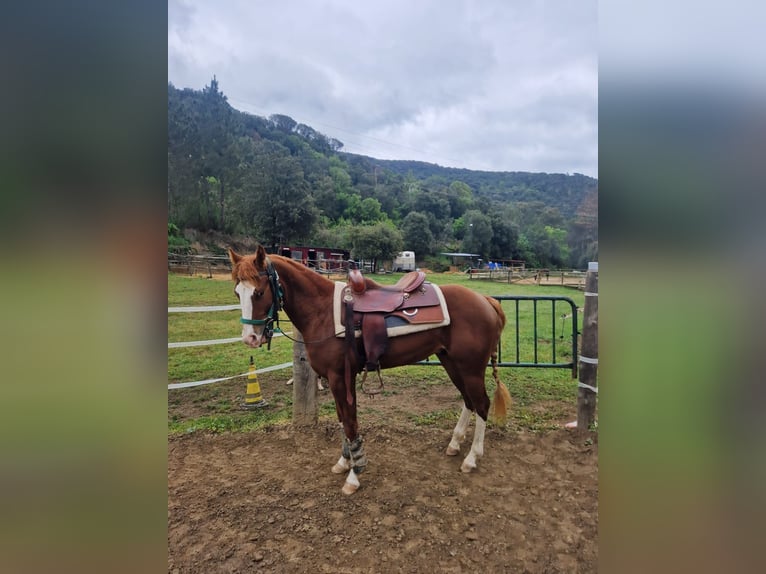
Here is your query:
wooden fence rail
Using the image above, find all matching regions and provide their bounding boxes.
[468,268,587,288]
[168,253,232,277]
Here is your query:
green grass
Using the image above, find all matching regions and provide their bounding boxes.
[411,409,460,427]
[168,410,291,434]
[168,271,586,434]
[168,273,234,306]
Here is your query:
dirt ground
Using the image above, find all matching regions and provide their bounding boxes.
[168,377,598,573]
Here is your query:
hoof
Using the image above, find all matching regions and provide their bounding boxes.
[446,446,460,456]
[332,456,351,474]
[460,461,477,473]
[341,482,358,495]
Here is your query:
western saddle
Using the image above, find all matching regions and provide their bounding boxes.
[342,268,442,395]
[346,268,427,311]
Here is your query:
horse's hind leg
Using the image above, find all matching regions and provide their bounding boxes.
[439,353,480,461]
[439,352,491,472]
[446,405,472,456]
[460,408,486,473]
[438,353,469,455]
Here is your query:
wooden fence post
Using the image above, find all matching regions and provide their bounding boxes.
[292,330,318,426]
[577,262,598,431]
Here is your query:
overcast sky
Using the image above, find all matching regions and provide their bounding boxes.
[168,0,597,178]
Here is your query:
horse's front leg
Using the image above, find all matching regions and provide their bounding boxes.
[331,442,351,474]
[328,374,367,495]
[333,435,367,495]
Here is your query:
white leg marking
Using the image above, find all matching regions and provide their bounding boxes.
[461,416,486,473]
[332,455,351,474]
[447,406,472,456]
[342,468,360,495]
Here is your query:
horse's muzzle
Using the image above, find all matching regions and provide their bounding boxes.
[243,332,264,348]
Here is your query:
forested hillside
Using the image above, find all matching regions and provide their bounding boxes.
[168,78,597,269]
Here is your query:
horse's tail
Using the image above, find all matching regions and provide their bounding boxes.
[486,296,511,426]
[488,351,512,426]
[486,296,506,331]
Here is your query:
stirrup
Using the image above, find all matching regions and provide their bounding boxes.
[360,367,384,397]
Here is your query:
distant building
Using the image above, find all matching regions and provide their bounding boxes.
[440,252,481,270]
[277,246,350,270]
[393,251,416,272]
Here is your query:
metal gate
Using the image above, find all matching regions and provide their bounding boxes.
[418,295,579,378]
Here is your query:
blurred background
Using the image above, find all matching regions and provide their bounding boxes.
[600,1,766,572]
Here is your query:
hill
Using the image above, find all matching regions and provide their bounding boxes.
[347,156,595,221]
[168,79,597,268]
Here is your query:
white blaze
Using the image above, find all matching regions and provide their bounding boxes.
[235,281,265,347]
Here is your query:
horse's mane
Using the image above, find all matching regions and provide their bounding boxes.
[232,252,335,288]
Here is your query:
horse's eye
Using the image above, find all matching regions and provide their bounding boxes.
[255,291,264,299]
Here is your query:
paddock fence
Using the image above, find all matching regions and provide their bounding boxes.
[468,268,586,289]
[169,296,581,388]
[168,253,232,277]
[418,295,580,379]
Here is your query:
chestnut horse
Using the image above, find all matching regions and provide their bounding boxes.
[228,245,511,495]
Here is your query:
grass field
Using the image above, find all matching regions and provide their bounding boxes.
[168,271,585,434]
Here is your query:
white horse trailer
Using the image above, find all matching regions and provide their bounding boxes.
[393,251,416,272]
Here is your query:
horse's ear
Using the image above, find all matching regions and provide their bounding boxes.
[228,248,242,265]
[255,244,267,267]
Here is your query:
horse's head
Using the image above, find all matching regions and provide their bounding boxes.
[228,245,283,349]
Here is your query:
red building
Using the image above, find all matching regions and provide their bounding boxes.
[278,246,351,271]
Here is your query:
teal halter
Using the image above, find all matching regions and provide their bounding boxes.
[239,259,284,349]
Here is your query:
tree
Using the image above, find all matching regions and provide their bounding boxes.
[489,209,519,260]
[543,226,570,268]
[462,210,493,257]
[401,211,434,256]
[350,223,404,270]
[359,197,385,224]
[452,216,467,240]
[311,220,353,250]
[198,76,241,230]
[516,233,538,267]
[269,113,297,133]
[410,188,451,241]
[446,181,474,218]
[244,142,318,248]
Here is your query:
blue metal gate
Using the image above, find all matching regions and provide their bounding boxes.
[418,295,579,378]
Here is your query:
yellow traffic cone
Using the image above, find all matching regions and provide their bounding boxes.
[242,355,268,409]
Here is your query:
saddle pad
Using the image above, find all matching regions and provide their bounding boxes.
[333,282,451,338]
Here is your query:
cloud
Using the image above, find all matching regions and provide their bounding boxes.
[168,0,597,176]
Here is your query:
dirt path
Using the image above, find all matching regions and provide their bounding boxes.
[168,417,597,573]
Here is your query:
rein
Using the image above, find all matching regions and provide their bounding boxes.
[274,323,345,345]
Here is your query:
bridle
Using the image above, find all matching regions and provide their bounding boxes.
[239,259,284,349]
